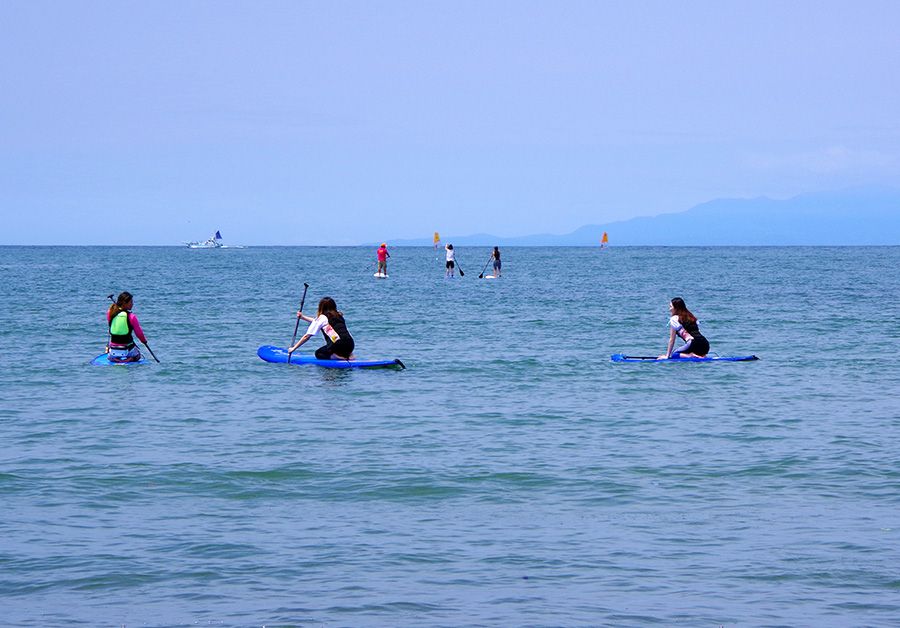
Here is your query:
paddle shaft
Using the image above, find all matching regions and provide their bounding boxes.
[290,283,310,346]
[478,253,492,278]
[143,343,161,363]
[287,283,311,365]
[107,294,160,362]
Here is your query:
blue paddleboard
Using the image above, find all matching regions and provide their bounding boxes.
[257,345,405,369]
[611,354,759,363]
[91,353,149,366]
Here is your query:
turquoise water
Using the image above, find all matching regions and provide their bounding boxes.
[2,246,899,626]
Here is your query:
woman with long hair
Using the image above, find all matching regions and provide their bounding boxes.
[660,297,710,359]
[106,291,149,363]
[490,246,501,277]
[445,243,456,277]
[288,296,355,360]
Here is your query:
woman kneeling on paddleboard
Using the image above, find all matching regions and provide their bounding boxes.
[289,297,355,360]
[106,291,148,362]
[660,297,710,359]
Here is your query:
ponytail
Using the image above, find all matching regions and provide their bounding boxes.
[109,291,133,320]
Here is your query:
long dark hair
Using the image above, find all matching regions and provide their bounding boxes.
[108,291,133,319]
[317,296,344,321]
[671,297,697,325]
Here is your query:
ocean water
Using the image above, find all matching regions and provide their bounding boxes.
[1,245,899,627]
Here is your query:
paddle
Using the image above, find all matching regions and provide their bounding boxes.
[288,283,310,364]
[478,253,492,278]
[142,342,161,363]
[106,294,160,363]
[456,258,464,277]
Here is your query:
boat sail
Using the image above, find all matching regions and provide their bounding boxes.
[600,232,609,248]
[187,230,223,249]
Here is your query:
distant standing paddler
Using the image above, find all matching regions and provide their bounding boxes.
[106,291,148,363]
[445,243,456,277]
[376,243,390,276]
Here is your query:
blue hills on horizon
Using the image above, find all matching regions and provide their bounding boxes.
[384,187,900,246]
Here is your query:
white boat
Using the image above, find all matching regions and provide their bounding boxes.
[187,230,224,248]
[186,231,245,248]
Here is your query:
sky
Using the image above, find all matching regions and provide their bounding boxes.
[2,0,899,245]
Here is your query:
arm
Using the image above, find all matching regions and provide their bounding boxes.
[130,313,148,344]
[659,327,676,359]
[297,310,314,323]
[289,334,311,354]
[290,315,322,354]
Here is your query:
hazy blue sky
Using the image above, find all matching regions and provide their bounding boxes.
[2,1,899,244]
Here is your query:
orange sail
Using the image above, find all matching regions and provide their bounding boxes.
[600,232,609,247]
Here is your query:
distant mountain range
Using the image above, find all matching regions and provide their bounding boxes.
[384,187,900,246]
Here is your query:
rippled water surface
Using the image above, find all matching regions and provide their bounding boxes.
[2,246,899,626]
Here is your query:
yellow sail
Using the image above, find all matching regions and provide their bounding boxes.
[601,232,609,246]
[433,231,441,245]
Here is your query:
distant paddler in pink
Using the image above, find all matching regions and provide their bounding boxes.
[376,243,390,276]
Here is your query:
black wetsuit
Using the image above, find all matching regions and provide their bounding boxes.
[675,318,709,356]
[315,313,355,360]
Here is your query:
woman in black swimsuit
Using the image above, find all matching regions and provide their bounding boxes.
[660,297,710,359]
